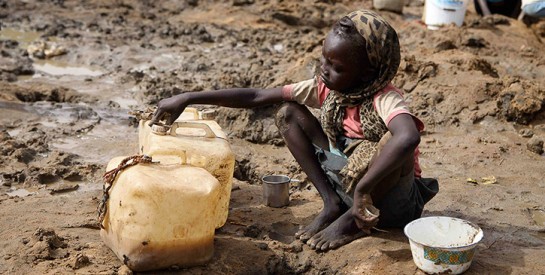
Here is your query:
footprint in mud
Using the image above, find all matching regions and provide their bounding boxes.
[269,221,299,244]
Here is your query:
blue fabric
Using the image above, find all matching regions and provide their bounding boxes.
[523,1,545,17]
[312,140,439,228]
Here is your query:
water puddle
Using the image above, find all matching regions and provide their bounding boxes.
[0,101,99,127]
[0,100,136,163]
[50,105,138,164]
[32,59,104,77]
[0,27,42,48]
[6,188,36,198]
[1,27,105,77]
[51,127,138,164]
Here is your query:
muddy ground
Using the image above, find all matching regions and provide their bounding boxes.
[1,0,545,274]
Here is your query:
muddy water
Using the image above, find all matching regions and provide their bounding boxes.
[1,28,105,78]
[0,28,42,47]
[32,60,104,77]
[47,104,138,164]
[6,188,36,198]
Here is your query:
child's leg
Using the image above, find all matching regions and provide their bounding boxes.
[275,102,346,241]
[308,133,414,251]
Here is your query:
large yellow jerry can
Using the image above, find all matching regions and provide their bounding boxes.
[138,109,235,229]
[100,156,220,272]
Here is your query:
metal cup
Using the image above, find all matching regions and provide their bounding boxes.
[262,175,290,208]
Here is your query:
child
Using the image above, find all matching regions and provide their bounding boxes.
[151,9,438,251]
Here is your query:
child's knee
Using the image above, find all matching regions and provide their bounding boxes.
[275,102,297,130]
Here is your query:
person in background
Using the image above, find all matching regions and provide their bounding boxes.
[474,0,521,18]
[521,0,545,18]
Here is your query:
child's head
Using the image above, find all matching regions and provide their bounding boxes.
[319,17,372,92]
[320,10,400,96]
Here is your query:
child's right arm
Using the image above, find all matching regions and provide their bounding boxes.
[151,87,284,124]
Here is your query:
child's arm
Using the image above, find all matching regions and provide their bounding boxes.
[352,113,421,226]
[151,87,284,124]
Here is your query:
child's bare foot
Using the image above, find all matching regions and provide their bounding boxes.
[307,210,367,251]
[295,202,346,242]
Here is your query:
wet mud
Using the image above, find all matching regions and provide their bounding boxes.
[1,0,544,274]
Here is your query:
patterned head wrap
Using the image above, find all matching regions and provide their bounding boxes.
[319,9,401,148]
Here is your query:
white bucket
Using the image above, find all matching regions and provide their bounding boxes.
[404,216,484,274]
[424,0,470,30]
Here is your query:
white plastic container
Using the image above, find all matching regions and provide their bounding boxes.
[100,156,220,271]
[138,112,235,229]
[424,0,470,30]
[404,216,484,274]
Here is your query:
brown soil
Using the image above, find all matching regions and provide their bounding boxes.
[1,0,544,274]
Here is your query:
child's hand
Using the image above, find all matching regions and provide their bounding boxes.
[352,193,380,233]
[151,94,188,125]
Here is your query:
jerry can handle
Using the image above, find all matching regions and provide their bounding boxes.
[184,107,200,120]
[170,121,217,138]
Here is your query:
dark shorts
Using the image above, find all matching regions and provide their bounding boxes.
[314,142,439,228]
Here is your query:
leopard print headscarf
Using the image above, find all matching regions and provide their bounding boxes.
[319,9,400,146]
[319,10,401,196]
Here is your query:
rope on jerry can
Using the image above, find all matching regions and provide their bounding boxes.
[97,155,153,228]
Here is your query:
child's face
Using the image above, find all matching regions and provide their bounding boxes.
[319,31,369,93]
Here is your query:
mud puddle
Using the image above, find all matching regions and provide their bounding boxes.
[0,99,137,164]
[32,59,104,77]
[0,27,42,47]
[1,27,105,78]
[50,105,138,164]
[6,187,37,198]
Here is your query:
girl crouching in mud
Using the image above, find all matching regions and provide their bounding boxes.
[151,9,439,251]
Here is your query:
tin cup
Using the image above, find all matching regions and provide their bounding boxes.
[262,175,291,208]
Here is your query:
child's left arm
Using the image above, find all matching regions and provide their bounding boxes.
[352,113,420,226]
